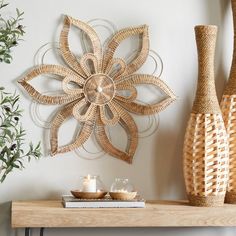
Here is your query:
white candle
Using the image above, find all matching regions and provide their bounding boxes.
[82,175,96,192]
[116,189,128,193]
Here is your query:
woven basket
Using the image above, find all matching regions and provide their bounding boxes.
[220,0,236,204]
[183,25,229,207]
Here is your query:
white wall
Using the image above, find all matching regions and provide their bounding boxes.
[0,0,234,235]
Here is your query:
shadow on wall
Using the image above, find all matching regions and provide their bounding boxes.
[153,101,188,200]
[42,227,230,236]
[205,0,231,98]
[152,0,231,200]
[0,202,12,236]
[0,188,63,236]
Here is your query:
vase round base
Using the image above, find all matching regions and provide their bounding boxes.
[188,194,225,207]
[225,191,236,204]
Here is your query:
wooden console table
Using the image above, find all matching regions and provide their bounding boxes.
[11,200,236,236]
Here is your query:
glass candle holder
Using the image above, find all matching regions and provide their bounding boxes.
[109,178,137,200]
[81,175,96,192]
[110,178,134,193]
[80,175,106,192]
[71,175,107,199]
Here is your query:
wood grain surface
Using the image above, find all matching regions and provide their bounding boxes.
[11,200,236,228]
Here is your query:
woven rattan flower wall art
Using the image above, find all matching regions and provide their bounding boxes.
[18,15,176,164]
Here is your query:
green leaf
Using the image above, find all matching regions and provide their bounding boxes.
[0,1,25,64]
[4,58,11,63]
[16,8,20,16]
[0,3,8,9]
[0,88,42,182]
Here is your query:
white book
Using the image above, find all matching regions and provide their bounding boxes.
[62,195,145,208]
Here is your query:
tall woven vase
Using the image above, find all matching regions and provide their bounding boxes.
[221,0,236,204]
[183,25,229,207]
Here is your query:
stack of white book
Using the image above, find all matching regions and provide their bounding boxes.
[62,195,145,208]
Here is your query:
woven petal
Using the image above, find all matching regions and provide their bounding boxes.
[62,76,83,95]
[60,15,102,76]
[104,58,126,80]
[99,102,120,125]
[80,53,99,77]
[50,101,94,155]
[115,74,176,115]
[115,84,137,102]
[73,98,97,122]
[18,65,84,105]
[102,25,149,76]
[95,103,138,164]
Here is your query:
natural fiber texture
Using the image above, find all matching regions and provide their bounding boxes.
[188,194,225,207]
[220,0,236,204]
[192,25,221,114]
[183,25,229,207]
[184,113,229,206]
[19,15,176,163]
[95,101,138,164]
[225,191,236,203]
[221,95,236,202]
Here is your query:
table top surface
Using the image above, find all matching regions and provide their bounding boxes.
[11,200,236,228]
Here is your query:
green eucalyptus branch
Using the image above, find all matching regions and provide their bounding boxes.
[0,0,25,63]
[0,87,42,183]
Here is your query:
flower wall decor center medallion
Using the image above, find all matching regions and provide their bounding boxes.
[84,74,115,105]
[18,15,176,164]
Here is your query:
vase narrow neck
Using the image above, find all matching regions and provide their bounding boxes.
[233,0,236,50]
[192,25,221,114]
[224,0,236,95]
